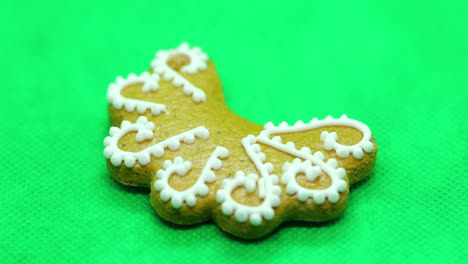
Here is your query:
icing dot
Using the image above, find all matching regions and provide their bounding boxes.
[173,77,183,87]
[135,129,153,142]
[286,142,296,149]
[156,170,164,179]
[154,180,164,191]
[141,118,151,126]
[124,156,136,167]
[270,196,281,207]
[264,121,274,129]
[294,120,304,126]
[327,159,338,168]
[124,102,136,112]
[186,195,197,207]
[297,191,308,202]
[324,137,335,151]
[250,214,262,226]
[282,162,292,172]
[272,136,282,143]
[235,210,248,223]
[352,148,364,159]
[306,166,321,181]
[272,185,282,195]
[109,127,119,136]
[171,196,183,209]
[103,136,113,147]
[245,135,256,144]
[252,144,261,153]
[163,71,174,81]
[137,152,151,165]
[265,163,274,174]
[336,168,346,179]
[245,179,256,193]
[121,121,131,128]
[313,193,325,205]
[110,153,123,166]
[145,122,156,131]
[136,104,147,114]
[163,160,171,170]
[211,159,222,170]
[336,147,350,158]
[197,185,209,196]
[183,134,195,144]
[261,208,275,220]
[151,146,164,158]
[168,140,181,151]
[195,127,210,139]
[204,170,216,182]
[327,191,340,203]
[337,180,347,192]
[218,147,230,158]
[192,90,206,102]
[286,184,297,195]
[314,152,325,160]
[363,142,374,153]
[112,98,123,109]
[300,147,311,154]
[320,131,328,142]
[160,189,171,202]
[271,175,279,185]
[103,146,115,158]
[257,153,266,162]
[216,190,226,203]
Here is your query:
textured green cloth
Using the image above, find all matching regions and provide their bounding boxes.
[1,1,466,263]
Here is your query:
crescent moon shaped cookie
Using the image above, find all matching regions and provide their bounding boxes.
[103,43,378,239]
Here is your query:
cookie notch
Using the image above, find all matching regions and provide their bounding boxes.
[103,43,378,239]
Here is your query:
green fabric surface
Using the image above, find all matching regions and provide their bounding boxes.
[1,0,467,263]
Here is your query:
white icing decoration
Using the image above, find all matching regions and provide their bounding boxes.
[256,136,348,204]
[154,147,230,208]
[216,135,282,227]
[262,115,374,159]
[215,115,373,225]
[103,116,209,167]
[151,42,208,103]
[281,159,347,204]
[107,72,168,115]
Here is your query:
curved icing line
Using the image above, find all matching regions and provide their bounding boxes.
[151,42,208,103]
[103,116,209,167]
[263,115,374,159]
[154,147,230,208]
[107,72,168,115]
[216,135,282,226]
[257,136,347,204]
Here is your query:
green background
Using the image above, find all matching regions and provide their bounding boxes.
[1,0,467,263]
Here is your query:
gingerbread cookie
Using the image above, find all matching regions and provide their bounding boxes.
[103,43,378,239]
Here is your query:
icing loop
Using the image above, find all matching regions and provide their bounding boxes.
[154,146,230,208]
[151,42,208,103]
[263,115,374,159]
[257,135,348,204]
[103,116,209,167]
[216,136,281,226]
[107,72,168,115]
[281,158,347,204]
